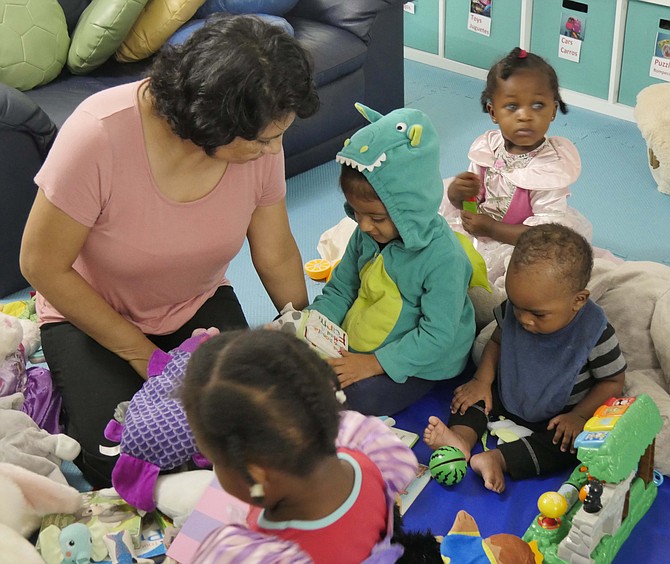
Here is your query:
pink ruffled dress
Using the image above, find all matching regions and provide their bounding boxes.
[440,130,591,289]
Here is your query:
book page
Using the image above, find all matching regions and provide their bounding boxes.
[398,463,431,516]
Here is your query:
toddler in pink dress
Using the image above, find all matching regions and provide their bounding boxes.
[440,47,592,290]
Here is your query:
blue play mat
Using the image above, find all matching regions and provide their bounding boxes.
[394,375,669,563]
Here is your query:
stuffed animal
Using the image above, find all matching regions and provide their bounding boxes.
[0,312,26,397]
[440,510,541,564]
[59,522,93,564]
[0,308,61,432]
[635,82,670,195]
[487,416,533,445]
[0,462,82,564]
[104,330,218,512]
[0,393,80,484]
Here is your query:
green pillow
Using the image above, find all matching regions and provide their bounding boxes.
[67,0,149,74]
[0,0,69,91]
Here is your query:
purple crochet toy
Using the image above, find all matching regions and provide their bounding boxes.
[104,332,212,511]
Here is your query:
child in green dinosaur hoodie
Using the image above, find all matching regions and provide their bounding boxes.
[308,103,476,416]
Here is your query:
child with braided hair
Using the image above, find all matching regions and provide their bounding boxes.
[180,329,421,563]
[440,47,591,290]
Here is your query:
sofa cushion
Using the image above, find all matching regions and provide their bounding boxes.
[288,0,401,43]
[67,0,149,74]
[26,57,152,128]
[195,0,299,18]
[290,18,367,88]
[0,0,70,91]
[57,0,92,34]
[0,84,58,296]
[116,0,205,62]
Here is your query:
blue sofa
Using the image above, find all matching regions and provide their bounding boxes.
[0,0,405,296]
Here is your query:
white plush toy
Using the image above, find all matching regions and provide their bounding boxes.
[0,312,23,361]
[635,82,670,196]
[0,462,82,564]
[0,311,42,394]
[487,417,532,445]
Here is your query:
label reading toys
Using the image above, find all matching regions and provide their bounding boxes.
[468,0,492,37]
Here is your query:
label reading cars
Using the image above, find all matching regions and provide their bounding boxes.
[558,12,586,63]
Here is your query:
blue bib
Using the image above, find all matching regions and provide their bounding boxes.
[498,299,607,422]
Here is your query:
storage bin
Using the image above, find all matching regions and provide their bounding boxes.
[404,0,440,55]
[619,0,670,107]
[444,0,522,71]
[530,0,617,100]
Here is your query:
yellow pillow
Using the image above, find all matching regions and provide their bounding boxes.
[116,0,206,62]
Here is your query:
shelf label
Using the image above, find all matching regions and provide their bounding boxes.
[558,12,585,63]
[468,1,491,37]
[650,31,670,83]
[558,35,582,62]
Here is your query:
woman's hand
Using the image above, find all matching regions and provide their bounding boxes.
[327,350,383,388]
[547,412,586,453]
[451,377,493,415]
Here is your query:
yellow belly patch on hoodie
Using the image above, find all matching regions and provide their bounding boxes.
[342,254,402,351]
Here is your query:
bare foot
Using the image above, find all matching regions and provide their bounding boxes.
[423,416,472,461]
[470,449,506,493]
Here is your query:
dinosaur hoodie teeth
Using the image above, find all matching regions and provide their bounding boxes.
[336,153,387,172]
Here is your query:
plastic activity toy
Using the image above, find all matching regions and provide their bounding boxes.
[523,394,662,563]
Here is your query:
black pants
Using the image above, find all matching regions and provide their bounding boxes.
[448,383,578,479]
[41,286,248,489]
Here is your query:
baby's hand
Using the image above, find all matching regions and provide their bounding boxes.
[451,378,492,415]
[547,412,586,453]
[327,350,382,389]
[461,210,496,238]
[448,172,480,204]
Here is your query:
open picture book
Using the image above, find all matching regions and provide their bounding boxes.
[272,305,348,358]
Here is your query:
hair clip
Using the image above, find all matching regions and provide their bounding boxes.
[518,49,528,59]
[335,390,347,404]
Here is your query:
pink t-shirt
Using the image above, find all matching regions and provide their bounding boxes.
[35,81,286,334]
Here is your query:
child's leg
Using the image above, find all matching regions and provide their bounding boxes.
[423,402,488,461]
[498,429,578,480]
[343,375,436,416]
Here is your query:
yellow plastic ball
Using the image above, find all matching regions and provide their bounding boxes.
[538,491,568,519]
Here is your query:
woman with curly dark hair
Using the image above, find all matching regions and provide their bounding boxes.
[20,14,319,488]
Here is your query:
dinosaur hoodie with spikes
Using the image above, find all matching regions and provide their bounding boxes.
[309,104,475,383]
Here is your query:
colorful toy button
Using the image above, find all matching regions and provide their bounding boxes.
[604,397,636,407]
[574,430,609,449]
[584,415,621,432]
[594,404,629,418]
